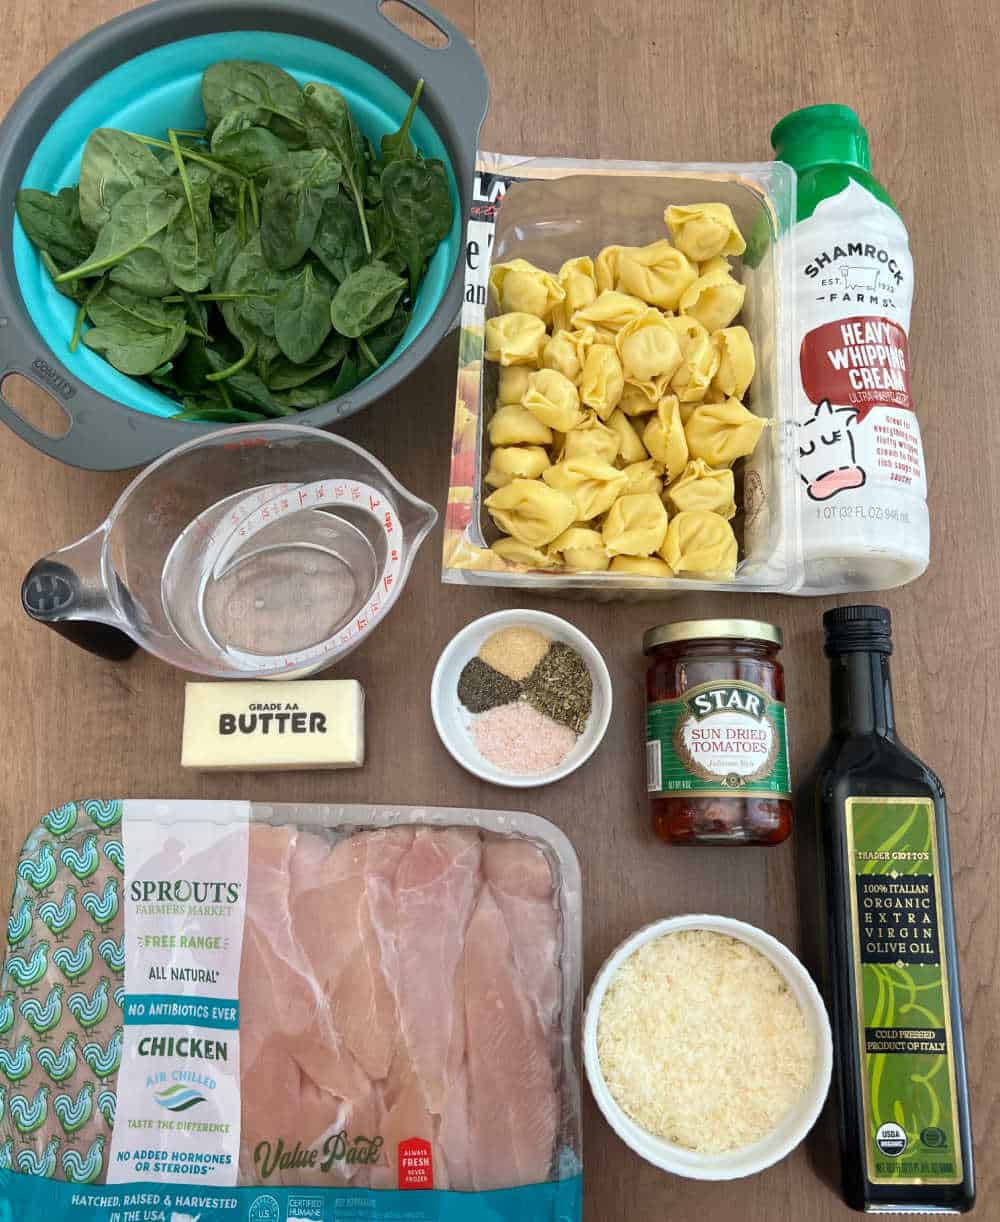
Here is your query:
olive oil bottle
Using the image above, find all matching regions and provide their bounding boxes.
[812,605,974,1212]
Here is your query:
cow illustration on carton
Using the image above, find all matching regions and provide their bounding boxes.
[798,398,867,501]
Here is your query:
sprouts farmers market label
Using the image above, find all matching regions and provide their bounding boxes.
[845,797,964,1186]
[646,681,790,798]
[109,800,251,1187]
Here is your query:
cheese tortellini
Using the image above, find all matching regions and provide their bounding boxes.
[489,258,565,320]
[485,445,552,489]
[579,344,625,419]
[542,456,628,521]
[665,203,746,262]
[554,256,599,329]
[664,458,736,519]
[542,330,585,382]
[489,403,554,447]
[550,526,610,571]
[479,201,761,581]
[485,312,548,366]
[522,368,585,432]
[665,315,721,402]
[679,269,747,333]
[615,309,683,382]
[610,555,674,576]
[659,510,738,578]
[711,325,756,399]
[603,493,669,556]
[607,408,648,465]
[642,395,689,483]
[572,289,648,333]
[485,478,576,547]
[490,537,553,568]
[621,458,665,497]
[684,397,766,467]
[498,364,533,405]
[561,413,620,465]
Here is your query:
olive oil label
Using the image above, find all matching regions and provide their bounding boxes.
[646,681,790,798]
[845,797,963,1186]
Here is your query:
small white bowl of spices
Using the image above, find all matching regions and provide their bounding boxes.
[584,914,833,1180]
[431,609,612,788]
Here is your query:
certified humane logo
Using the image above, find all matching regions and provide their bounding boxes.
[249,1196,281,1222]
[875,1121,908,1157]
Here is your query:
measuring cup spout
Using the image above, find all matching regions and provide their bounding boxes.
[21,525,138,661]
[397,491,439,548]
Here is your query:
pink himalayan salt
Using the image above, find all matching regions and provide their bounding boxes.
[473,700,578,774]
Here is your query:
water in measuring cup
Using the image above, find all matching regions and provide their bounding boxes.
[161,485,379,669]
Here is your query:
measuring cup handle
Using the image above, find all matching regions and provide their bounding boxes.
[21,559,138,661]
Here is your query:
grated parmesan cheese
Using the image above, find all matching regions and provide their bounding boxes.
[596,930,815,1154]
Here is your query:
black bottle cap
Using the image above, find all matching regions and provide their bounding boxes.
[823,604,893,655]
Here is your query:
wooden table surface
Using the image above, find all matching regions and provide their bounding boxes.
[1,2,997,1218]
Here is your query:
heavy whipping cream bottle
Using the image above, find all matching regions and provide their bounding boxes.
[772,106,928,592]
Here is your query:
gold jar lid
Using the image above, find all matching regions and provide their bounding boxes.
[643,618,783,652]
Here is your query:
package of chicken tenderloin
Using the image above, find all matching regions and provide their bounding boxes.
[0,799,583,1221]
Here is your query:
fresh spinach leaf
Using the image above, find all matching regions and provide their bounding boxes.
[83,316,187,375]
[57,185,184,283]
[274,264,332,364]
[163,178,215,292]
[211,122,288,179]
[329,261,406,338]
[108,240,174,298]
[87,283,186,331]
[311,192,368,283]
[267,331,349,389]
[364,300,411,364]
[212,225,244,292]
[302,82,371,255]
[259,149,342,270]
[381,157,452,294]
[380,78,424,166]
[15,187,93,267]
[78,129,170,231]
[204,347,294,416]
[173,404,267,423]
[201,61,305,135]
[172,334,216,391]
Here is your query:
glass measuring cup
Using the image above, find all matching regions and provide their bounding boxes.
[21,424,438,678]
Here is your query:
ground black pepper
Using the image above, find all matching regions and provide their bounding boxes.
[524,642,593,734]
[458,656,522,713]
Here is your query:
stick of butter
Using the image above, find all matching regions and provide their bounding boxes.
[182,680,365,771]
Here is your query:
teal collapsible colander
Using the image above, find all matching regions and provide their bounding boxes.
[0,0,488,469]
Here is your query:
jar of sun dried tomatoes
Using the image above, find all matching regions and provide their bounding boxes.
[644,620,792,846]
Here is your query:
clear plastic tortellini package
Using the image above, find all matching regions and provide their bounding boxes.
[474,188,774,584]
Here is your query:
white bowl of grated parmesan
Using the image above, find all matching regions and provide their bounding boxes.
[584,914,833,1179]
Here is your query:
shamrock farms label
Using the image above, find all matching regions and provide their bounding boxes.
[646,681,790,798]
[845,797,963,1186]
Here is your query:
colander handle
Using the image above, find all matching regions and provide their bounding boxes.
[0,325,206,471]
[364,0,489,153]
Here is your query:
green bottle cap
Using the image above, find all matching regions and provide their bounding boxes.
[771,104,871,173]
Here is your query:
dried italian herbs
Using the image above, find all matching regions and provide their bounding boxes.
[14,63,454,420]
[524,642,593,734]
